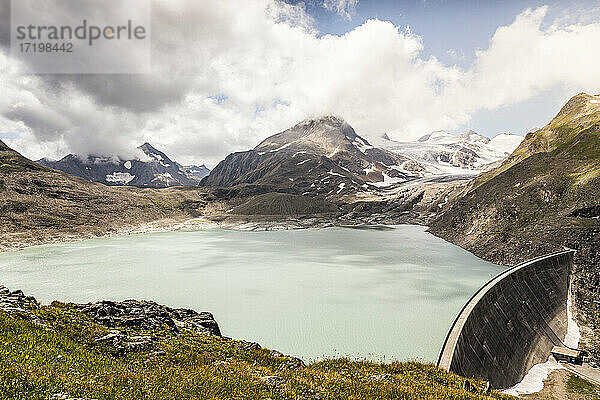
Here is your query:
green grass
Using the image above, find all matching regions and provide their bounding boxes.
[0,304,514,400]
[566,375,600,399]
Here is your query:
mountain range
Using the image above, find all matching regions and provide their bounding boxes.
[38,143,210,188]
[200,116,521,199]
[370,130,522,174]
[35,118,521,195]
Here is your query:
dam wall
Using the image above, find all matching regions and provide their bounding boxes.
[437,250,574,389]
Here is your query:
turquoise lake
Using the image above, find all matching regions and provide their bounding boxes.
[0,225,504,362]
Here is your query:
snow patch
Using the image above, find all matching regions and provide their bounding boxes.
[106,172,135,184]
[502,358,563,396]
[270,142,292,153]
[565,283,581,348]
[297,159,310,166]
[151,172,174,183]
[328,170,345,177]
[327,146,340,158]
[352,137,374,154]
[149,153,164,162]
[437,196,449,209]
[337,183,345,194]
[364,165,377,175]
[590,100,599,104]
[123,161,132,170]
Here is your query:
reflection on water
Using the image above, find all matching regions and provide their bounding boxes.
[0,225,504,362]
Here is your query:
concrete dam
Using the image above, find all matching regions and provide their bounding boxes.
[437,250,575,389]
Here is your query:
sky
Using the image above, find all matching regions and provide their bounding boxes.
[1,0,600,167]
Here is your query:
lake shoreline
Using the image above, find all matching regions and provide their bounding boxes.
[0,212,429,254]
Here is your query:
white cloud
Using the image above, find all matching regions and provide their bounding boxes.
[322,0,358,21]
[1,2,600,167]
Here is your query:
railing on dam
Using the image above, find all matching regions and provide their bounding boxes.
[437,250,575,389]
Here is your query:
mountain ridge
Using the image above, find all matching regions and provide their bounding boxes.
[472,92,600,188]
[370,129,523,175]
[38,143,210,188]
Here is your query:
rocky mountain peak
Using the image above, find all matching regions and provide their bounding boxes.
[202,117,424,193]
[554,92,600,121]
[302,115,347,126]
[138,142,174,162]
[37,143,210,188]
[459,130,490,144]
[254,115,362,156]
[472,92,600,188]
[139,142,155,151]
[0,139,8,150]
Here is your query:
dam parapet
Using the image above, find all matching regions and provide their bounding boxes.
[437,250,575,389]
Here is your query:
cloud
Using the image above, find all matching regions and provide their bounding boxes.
[1,2,600,167]
[322,0,358,21]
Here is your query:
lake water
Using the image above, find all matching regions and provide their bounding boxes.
[0,225,504,362]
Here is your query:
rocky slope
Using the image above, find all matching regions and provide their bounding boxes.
[0,140,210,250]
[429,92,600,356]
[38,143,210,188]
[0,284,512,400]
[201,116,428,197]
[370,129,523,174]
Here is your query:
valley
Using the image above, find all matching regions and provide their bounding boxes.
[0,113,521,250]
[2,93,600,399]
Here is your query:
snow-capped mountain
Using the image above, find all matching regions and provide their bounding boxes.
[38,143,210,188]
[201,116,428,196]
[369,130,523,175]
[180,164,211,181]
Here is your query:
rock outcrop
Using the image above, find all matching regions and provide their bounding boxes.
[0,285,39,313]
[0,285,221,338]
[74,299,221,336]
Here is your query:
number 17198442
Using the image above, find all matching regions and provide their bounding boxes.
[19,42,73,53]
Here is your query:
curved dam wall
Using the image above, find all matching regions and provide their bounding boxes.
[437,250,574,389]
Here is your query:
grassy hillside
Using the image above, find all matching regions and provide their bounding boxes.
[0,140,209,250]
[429,93,600,357]
[0,293,512,400]
[472,93,600,188]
